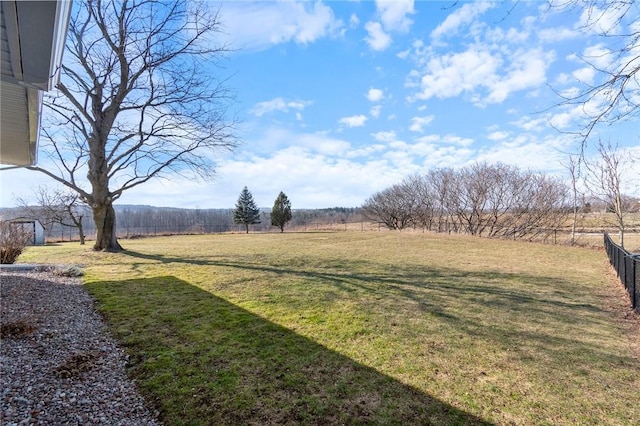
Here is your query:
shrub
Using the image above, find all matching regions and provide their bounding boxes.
[0,221,32,264]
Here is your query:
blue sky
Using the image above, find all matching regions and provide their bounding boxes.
[1,0,638,209]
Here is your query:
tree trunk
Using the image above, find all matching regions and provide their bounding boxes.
[619,228,624,249]
[77,216,86,245]
[570,207,577,246]
[245,223,249,234]
[92,202,123,251]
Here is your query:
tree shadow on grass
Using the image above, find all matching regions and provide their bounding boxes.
[122,249,602,323]
[120,250,636,377]
[86,276,493,426]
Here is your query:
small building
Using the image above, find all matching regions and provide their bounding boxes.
[9,218,45,245]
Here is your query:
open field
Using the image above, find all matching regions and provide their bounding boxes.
[303,223,640,252]
[16,232,640,425]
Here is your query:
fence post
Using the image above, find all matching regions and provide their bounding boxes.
[630,255,637,309]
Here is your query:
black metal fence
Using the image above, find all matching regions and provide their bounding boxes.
[604,233,639,312]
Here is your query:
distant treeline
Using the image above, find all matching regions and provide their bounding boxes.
[0,205,364,241]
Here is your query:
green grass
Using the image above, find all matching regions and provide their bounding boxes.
[17,232,640,425]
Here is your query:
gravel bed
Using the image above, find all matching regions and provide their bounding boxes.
[1,271,160,425]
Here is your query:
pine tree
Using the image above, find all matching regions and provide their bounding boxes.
[270,192,292,233]
[233,187,261,233]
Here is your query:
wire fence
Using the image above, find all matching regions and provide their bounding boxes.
[604,233,639,313]
[44,220,639,244]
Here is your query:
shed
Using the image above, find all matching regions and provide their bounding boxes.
[10,217,45,245]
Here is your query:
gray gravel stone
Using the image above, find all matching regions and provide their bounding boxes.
[1,271,160,425]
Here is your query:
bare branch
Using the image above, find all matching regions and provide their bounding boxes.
[545,0,639,150]
[25,0,238,251]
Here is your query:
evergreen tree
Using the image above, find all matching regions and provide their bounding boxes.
[270,192,292,232]
[233,187,261,233]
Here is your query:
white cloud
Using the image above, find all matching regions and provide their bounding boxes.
[411,46,553,106]
[409,115,434,133]
[485,26,530,45]
[412,47,501,101]
[346,144,388,158]
[246,126,351,155]
[581,44,613,69]
[548,112,574,129]
[364,0,415,51]
[297,132,352,156]
[484,48,553,105]
[339,114,368,128]
[366,88,384,102]
[572,67,596,84]
[349,13,360,28]
[578,4,626,35]
[487,131,510,141]
[396,49,410,60]
[414,134,474,147]
[376,0,415,32]
[555,73,571,85]
[370,105,382,118]
[475,134,572,172]
[107,125,414,209]
[364,21,392,51]
[538,27,580,43]
[371,130,397,142]
[250,98,313,117]
[401,135,475,168]
[511,115,547,132]
[213,148,405,209]
[431,1,494,40]
[567,44,615,82]
[220,1,343,51]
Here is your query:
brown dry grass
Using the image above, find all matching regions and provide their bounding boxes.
[16,232,640,425]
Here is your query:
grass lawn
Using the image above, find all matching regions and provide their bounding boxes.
[17,232,640,425]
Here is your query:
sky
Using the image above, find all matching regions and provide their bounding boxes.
[1,0,639,209]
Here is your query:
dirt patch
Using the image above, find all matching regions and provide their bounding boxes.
[53,351,100,379]
[0,320,37,339]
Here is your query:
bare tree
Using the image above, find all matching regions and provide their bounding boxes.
[364,163,570,241]
[427,168,457,233]
[547,0,639,144]
[505,173,570,240]
[402,174,436,230]
[562,154,586,245]
[17,186,88,245]
[11,0,237,251]
[362,184,414,230]
[584,140,636,247]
